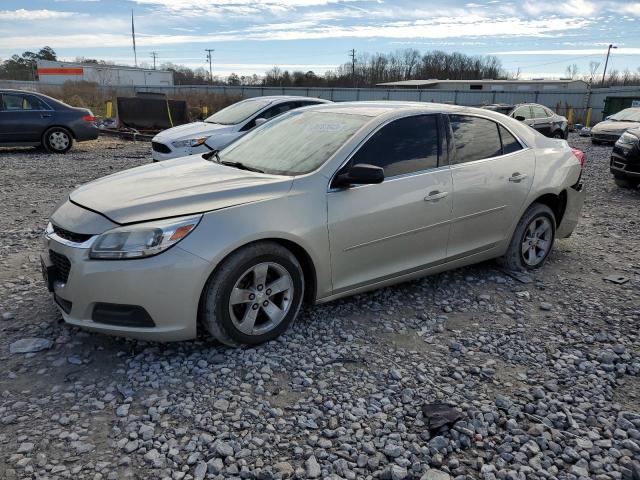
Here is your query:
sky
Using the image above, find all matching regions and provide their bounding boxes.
[0,0,639,79]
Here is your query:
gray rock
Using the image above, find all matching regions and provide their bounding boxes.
[421,470,452,480]
[10,338,52,354]
[213,440,233,458]
[305,455,321,478]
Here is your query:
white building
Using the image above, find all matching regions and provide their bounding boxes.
[36,60,173,87]
[377,79,588,91]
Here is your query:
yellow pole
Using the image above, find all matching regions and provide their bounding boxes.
[105,100,113,118]
[202,105,209,118]
[585,107,592,128]
[567,108,573,125]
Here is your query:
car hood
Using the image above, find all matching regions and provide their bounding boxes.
[592,120,640,134]
[69,156,293,225]
[152,121,236,142]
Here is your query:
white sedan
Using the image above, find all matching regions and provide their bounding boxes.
[151,95,330,161]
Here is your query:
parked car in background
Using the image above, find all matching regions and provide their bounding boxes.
[0,89,98,153]
[151,96,331,161]
[591,108,640,144]
[610,126,640,189]
[43,102,585,346]
[482,103,568,139]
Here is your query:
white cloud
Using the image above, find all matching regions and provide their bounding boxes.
[492,48,640,55]
[523,0,598,16]
[620,3,640,16]
[0,9,77,20]
[0,15,592,50]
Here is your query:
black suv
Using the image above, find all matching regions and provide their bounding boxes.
[610,126,640,189]
[483,103,568,139]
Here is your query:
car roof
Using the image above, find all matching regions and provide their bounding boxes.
[303,100,502,118]
[243,95,331,104]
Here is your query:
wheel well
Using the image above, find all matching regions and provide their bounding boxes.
[532,192,567,226]
[43,125,75,141]
[267,238,317,305]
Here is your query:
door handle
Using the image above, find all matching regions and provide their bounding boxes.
[40,114,52,118]
[509,173,528,183]
[424,191,449,202]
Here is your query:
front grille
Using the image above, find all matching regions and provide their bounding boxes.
[49,250,71,283]
[152,141,171,154]
[593,133,620,142]
[52,224,93,244]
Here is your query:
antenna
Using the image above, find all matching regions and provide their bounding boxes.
[131,10,138,67]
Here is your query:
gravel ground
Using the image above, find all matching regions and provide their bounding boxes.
[0,134,639,480]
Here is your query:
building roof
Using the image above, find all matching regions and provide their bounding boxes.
[37,59,172,74]
[377,79,588,87]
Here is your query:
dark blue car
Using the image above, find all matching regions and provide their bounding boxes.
[0,89,98,153]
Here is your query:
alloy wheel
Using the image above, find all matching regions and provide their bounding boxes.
[521,217,553,266]
[228,262,293,336]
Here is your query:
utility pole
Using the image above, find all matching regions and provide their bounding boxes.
[349,49,356,87]
[205,49,215,85]
[601,44,617,87]
[150,51,158,70]
[131,9,138,67]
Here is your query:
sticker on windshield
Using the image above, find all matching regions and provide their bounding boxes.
[305,122,346,133]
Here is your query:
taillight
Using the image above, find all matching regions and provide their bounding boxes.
[82,115,96,122]
[571,148,585,168]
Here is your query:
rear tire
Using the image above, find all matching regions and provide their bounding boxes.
[200,242,304,346]
[552,131,563,139]
[614,177,639,189]
[498,203,556,271]
[43,127,73,153]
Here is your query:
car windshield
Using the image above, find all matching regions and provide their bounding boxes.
[205,99,272,125]
[218,110,371,175]
[609,109,640,122]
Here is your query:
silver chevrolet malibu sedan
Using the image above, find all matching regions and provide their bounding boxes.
[42,102,585,346]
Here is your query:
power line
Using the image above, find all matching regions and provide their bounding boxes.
[150,51,158,70]
[205,48,215,85]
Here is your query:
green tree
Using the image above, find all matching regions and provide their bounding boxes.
[0,46,57,80]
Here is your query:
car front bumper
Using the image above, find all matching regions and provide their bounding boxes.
[610,143,640,179]
[42,237,212,341]
[592,132,622,143]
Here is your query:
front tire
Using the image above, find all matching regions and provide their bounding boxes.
[43,127,73,153]
[552,131,563,139]
[200,242,305,346]
[498,203,556,271]
[614,177,639,189]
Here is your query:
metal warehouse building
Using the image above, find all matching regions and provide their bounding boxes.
[36,60,174,87]
[377,79,589,91]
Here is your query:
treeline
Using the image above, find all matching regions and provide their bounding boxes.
[263,50,505,87]
[3,46,640,88]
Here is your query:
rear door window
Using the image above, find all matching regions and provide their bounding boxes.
[449,115,502,164]
[512,106,533,120]
[350,114,440,177]
[1,94,49,111]
[531,106,548,119]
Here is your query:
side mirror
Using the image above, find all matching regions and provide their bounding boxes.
[515,115,526,121]
[254,117,267,127]
[334,163,384,188]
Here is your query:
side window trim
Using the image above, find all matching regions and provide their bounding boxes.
[448,113,528,166]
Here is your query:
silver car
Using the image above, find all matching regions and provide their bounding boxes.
[42,102,586,345]
[151,96,331,161]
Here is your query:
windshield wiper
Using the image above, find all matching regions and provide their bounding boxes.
[202,149,220,162]
[219,160,265,173]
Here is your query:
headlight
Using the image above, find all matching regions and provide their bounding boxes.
[617,132,639,146]
[171,137,208,148]
[89,214,202,259]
